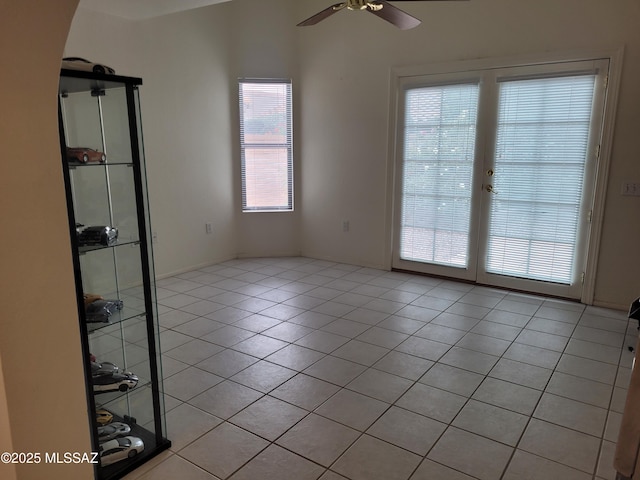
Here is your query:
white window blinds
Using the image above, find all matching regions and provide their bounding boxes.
[239,80,293,211]
[486,74,596,283]
[400,83,479,267]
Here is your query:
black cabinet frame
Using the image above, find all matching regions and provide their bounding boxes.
[58,68,170,480]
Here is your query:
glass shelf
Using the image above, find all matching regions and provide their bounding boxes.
[68,161,135,168]
[86,310,146,334]
[79,240,141,255]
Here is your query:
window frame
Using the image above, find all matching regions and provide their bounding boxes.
[238,78,294,212]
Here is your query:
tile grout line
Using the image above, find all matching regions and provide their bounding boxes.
[127,258,629,480]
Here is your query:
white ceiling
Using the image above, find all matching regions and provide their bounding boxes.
[79,0,233,21]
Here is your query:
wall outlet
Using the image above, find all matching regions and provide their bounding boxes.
[342,220,350,232]
[622,183,640,196]
[205,223,213,234]
[152,231,158,244]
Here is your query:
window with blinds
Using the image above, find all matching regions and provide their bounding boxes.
[239,80,293,212]
[400,83,480,267]
[486,74,596,283]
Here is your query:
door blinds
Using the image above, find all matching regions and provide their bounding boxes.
[486,74,596,283]
[400,83,480,268]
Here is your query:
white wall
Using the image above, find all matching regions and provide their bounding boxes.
[228,0,302,258]
[135,6,238,275]
[67,0,304,272]
[67,5,239,276]
[295,0,640,308]
[67,0,640,309]
[0,1,93,479]
[63,7,137,74]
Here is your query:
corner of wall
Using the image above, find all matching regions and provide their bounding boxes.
[0,355,16,480]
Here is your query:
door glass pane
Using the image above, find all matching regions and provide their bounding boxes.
[400,83,479,267]
[486,75,596,283]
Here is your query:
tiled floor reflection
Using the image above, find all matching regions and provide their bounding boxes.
[118,257,633,480]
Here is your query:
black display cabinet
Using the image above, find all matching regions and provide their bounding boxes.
[58,68,170,479]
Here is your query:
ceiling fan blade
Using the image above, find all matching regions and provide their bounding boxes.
[297,3,346,26]
[367,1,421,29]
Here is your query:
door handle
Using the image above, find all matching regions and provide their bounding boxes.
[485,184,498,194]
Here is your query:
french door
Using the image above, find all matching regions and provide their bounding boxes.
[392,59,609,299]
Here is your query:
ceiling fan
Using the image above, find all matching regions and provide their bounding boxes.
[298,0,468,30]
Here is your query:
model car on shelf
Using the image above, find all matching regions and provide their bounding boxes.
[62,57,116,75]
[66,147,106,164]
[97,422,131,442]
[99,436,144,466]
[91,361,120,377]
[96,409,113,426]
[85,299,124,323]
[93,371,139,394]
[77,225,118,247]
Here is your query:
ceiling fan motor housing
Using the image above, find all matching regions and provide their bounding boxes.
[347,0,369,10]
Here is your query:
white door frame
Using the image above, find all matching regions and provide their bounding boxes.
[385,47,624,303]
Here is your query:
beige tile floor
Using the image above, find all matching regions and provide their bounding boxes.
[119,257,634,480]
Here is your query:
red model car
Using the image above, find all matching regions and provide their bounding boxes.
[67,147,106,164]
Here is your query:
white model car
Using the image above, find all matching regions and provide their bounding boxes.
[92,372,138,393]
[62,57,115,75]
[99,436,144,466]
[97,422,131,442]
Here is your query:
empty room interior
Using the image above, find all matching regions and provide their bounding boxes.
[2,0,640,479]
